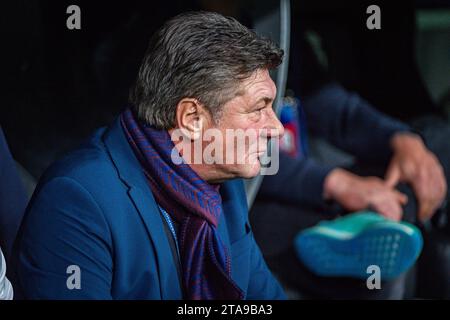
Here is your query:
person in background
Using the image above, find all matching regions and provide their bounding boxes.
[0,127,28,262]
[0,126,29,301]
[250,1,449,299]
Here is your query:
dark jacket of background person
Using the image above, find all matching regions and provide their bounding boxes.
[0,127,27,261]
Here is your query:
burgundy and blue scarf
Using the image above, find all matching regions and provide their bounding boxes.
[120,108,244,300]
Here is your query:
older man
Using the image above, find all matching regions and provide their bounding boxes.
[14,12,285,299]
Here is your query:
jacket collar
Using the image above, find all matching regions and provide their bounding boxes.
[102,117,182,299]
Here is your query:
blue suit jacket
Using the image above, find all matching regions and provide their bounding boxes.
[14,118,285,300]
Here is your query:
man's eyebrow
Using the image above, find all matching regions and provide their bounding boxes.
[254,97,274,106]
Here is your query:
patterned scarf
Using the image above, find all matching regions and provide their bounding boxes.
[120,108,244,300]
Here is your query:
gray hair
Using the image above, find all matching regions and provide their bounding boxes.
[130,11,283,129]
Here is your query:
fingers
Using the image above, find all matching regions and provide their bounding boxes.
[415,183,444,222]
[412,156,447,222]
[417,199,433,222]
[385,161,401,188]
[369,187,405,222]
[372,200,403,222]
[415,181,437,221]
[394,190,408,206]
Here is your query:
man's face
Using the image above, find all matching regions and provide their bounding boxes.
[204,69,284,181]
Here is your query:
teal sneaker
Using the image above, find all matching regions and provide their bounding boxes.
[294,211,423,280]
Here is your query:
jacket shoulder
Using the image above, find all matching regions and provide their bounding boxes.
[39,128,121,192]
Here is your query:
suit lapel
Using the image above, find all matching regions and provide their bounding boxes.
[102,118,182,299]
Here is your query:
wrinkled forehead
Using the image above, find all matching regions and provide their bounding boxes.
[239,69,277,102]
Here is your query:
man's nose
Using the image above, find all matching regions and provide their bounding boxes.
[265,108,284,138]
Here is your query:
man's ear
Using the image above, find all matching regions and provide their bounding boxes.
[175,98,211,140]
